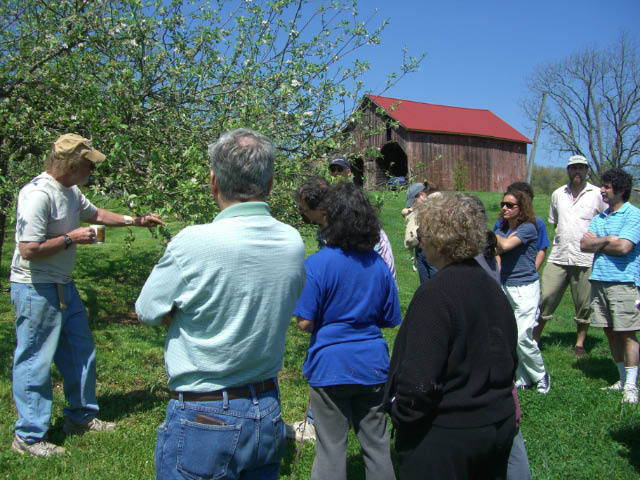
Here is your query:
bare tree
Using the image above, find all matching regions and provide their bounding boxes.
[523,33,640,179]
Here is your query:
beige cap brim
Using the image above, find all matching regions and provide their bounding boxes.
[83,147,106,164]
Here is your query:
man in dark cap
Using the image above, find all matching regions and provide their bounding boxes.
[329,157,352,179]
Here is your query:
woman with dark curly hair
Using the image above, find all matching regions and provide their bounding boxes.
[294,181,400,480]
[496,189,550,394]
[385,193,518,479]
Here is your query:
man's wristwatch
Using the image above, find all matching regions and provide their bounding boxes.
[123,215,134,225]
[63,234,73,249]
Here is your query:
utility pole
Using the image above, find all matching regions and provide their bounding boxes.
[526,92,547,184]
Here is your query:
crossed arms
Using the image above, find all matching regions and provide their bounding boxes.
[580,232,634,256]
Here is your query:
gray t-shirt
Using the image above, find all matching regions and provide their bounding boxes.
[10,172,97,284]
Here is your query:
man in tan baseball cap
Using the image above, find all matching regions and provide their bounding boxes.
[9,133,164,457]
[54,133,106,163]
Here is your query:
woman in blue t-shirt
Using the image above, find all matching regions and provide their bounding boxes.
[496,189,550,394]
[294,182,401,480]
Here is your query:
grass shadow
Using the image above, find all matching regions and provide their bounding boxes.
[610,420,640,474]
[45,389,168,445]
[279,438,314,478]
[573,356,618,383]
[48,389,168,430]
[540,331,602,352]
[0,323,16,381]
[74,249,163,329]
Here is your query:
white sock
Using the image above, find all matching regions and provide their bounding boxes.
[624,366,638,389]
[617,362,626,383]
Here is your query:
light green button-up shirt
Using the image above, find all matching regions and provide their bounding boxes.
[136,202,306,391]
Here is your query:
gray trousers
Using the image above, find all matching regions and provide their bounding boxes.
[507,428,531,480]
[309,384,395,480]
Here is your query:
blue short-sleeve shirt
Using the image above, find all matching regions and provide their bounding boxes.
[495,221,539,286]
[294,247,401,387]
[494,217,548,252]
[588,202,640,283]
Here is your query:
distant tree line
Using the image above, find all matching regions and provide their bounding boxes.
[529,166,568,196]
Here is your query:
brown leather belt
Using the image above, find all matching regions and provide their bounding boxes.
[170,379,276,402]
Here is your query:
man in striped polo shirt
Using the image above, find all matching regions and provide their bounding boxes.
[581,168,640,403]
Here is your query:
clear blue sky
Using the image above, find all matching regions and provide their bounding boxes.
[349,0,640,167]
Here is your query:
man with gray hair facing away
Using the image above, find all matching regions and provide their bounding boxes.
[136,128,306,479]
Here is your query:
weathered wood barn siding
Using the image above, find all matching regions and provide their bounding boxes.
[345,98,527,192]
[406,131,527,192]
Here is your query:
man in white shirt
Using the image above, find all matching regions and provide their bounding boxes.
[533,155,606,357]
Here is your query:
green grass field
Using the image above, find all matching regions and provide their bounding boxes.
[0,190,639,479]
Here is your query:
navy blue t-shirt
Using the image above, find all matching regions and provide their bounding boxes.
[294,246,401,387]
[495,221,539,286]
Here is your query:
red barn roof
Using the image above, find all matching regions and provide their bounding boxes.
[366,94,532,144]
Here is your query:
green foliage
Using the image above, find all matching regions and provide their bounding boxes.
[452,157,469,191]
[0,0,425,260]
[0,0,425,213]
[530,165,568,195]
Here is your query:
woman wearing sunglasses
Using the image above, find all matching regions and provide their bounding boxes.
[496,189,550,394]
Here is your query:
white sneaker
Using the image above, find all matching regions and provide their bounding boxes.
[622,386,638,404]
[11,434,66,457]
[536,373,551,395]
[601,380,623,391]
[63,417,116,435]
[285,420,316,442]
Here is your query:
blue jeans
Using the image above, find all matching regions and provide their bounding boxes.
[11,282,98,442]
[416,248,437,284]
[155,382,286,480]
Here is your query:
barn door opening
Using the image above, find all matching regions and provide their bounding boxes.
[377,142,408,187]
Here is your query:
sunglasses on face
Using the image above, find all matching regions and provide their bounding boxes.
[329,165,344,173]
[500,201,518,209]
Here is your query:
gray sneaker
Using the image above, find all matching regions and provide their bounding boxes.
[11,434,66,457]
[601,380,623,391]
[285,420,316,442]
[536,372,551,395]
[63,417,116,435]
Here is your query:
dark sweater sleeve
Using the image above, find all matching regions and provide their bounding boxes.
[386,285,451,426]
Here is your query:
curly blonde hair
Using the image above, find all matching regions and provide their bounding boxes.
[415,193,486,262]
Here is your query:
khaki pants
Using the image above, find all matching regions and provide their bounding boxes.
[539,262,592,324]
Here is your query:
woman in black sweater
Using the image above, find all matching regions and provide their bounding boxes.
[384,193,518,479]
